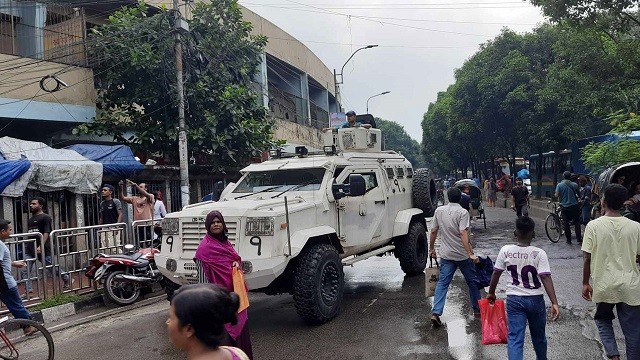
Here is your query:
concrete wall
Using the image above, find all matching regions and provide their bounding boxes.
[239,7,335,96]
[0,54,96,122]
[273,118,323,149]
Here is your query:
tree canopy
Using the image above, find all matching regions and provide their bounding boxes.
[421,20,640,179]
[75,1,273,171]
[375,118,423,167]
[582,112,640,173]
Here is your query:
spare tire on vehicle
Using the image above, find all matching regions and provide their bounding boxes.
[413,168,438,217]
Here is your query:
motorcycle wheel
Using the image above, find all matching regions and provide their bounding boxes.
[104,270,141,306]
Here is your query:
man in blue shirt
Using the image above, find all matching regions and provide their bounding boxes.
[555,171,582,244]
[342,111,371,129]
[0,220,38,336]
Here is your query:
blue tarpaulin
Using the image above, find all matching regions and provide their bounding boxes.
[65,144,143,178]
[0,158,31,194]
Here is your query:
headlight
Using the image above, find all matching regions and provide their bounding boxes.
[245,217,274,236]
[162,218,179,234]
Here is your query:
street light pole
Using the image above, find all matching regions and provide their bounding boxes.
[366,91,390,114]
[334,44,378,111]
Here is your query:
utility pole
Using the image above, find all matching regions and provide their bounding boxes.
[173,0,190,208]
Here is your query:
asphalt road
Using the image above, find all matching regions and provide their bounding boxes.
[41,206,611,359]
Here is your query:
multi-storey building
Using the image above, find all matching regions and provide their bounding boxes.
[0,0,340,228]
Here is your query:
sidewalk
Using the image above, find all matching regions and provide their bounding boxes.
[26,286,167,334]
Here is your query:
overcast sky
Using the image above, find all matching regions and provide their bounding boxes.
[239,0,547,141]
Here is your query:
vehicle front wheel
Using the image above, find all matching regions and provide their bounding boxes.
[162,278,181,302]
[293,243,344,325]
[104,270,141,306]
[395,221,428,276]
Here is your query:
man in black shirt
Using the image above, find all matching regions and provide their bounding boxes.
[511,177,530,217]
[22,197,70,294]
[98,184,123,251]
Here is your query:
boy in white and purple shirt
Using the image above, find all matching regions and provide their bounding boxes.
[487,216,560,360]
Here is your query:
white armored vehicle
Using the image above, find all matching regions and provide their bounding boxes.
[157,124,438,324]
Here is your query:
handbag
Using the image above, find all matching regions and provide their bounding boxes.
[425,257,439,298]
[232,265,250,313]
[479,299,509,345]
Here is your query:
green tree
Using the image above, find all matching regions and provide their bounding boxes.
[376,118,423,167]
[75,1,273,171]
[529,0,640,34]
[582,111,640,173]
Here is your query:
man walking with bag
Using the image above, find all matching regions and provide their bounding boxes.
[582,184,640,360]
[429,187,480,326]
[555,171,581,244]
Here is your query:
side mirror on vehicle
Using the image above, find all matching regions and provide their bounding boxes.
[331,174,366,200]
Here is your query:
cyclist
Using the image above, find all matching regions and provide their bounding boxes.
[555,171,582,244]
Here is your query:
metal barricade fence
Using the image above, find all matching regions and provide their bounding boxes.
[49,223,129,295]
[0,221,156,312]
[5,232,50,303]
[131,220,155,249]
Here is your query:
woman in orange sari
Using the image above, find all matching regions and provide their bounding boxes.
[195,210,252,359]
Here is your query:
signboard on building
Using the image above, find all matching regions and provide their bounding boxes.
[329,112,345,128]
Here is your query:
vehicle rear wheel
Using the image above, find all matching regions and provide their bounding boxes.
[395,222,428,276]
[545,214,562,243]
[104,270,141,306]
[293,243,344,325]
[413,168,438,217]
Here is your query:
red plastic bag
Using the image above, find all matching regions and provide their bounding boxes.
[479,299,508,345]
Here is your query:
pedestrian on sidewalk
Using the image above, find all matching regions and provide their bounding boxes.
[581,184,640,360]
[194,211,253,358]
[0,219,39,336]
[487,216,560,360]
[152,190,167,245]
[429,187,481,326]
[578,176,592,225]
[119,179,154,245]
[555,171,582,244]
[167,283,249,360]
[98,184,123,251]
[22,197,70,294]
[510,177,530,218]
[488,177,498,207]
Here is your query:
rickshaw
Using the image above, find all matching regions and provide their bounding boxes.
[454,179,486,229]
[592,162,640,221]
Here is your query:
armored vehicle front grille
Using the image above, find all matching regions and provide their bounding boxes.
[181,221,238,252]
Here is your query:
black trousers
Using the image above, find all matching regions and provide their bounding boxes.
[561,204,581,243]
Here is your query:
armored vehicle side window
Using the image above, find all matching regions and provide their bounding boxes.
[397,167,405,178]
[386,167,395,179]
[233,168,326,193]
[406,167,413,178]
[342,172,378,193]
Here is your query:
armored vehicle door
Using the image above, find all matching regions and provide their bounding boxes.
[336,166,388,251]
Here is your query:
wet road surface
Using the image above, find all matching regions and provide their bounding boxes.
[46,206,610,359]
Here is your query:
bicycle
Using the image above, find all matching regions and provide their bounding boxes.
[0,316,54,360]
[545,201,564,243]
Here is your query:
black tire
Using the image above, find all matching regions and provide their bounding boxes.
[413,168,438,217]
[395,222,428,276]
[293,243,344,325]
[163,278,181,302]
[104,270,141,306]
[0,318,54,360]
[545,214,562,243]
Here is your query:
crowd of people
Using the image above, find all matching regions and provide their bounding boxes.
[429,182,639,360]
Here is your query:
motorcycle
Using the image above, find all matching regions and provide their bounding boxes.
[84,244,164,306]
